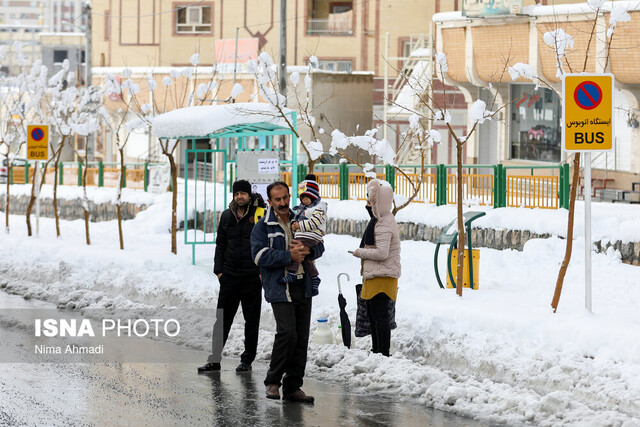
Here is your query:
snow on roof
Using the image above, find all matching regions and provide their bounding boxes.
[410,48,431,57]
[434,1,640,22]
[92,66,240,75]
[432,11,463,22]
[285,66,374,76]
[525,0,640,16]
[151,102,293,139]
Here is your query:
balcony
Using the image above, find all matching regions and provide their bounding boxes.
[307,10,353,35]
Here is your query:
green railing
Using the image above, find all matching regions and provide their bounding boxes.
[7,159,570,209]
[298,163,569,209]
[8,161,168,192]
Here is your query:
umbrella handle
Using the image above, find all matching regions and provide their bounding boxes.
[337,272,350,294]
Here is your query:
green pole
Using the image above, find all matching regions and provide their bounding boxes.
[339,162,349,200]
[495,164,504,208]
[386,165,395,190]
[25,162,29,184]
[298,164,308,183]
[144,162,149,192]
[98,161,104,187]
[9,165,12,184]
[122,164,127,188]
[78,161,83,186]
[291,111,299,203]
[561,163,570,209]
[436,164,446,206]
[467,223,474,289]
[59,162,63,185]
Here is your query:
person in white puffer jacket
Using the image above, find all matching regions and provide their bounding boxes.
[351,178,401,356]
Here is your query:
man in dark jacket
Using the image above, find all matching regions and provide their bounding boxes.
[198,180,265,373]
[251,181,324,403]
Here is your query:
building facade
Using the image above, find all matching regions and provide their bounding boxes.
[90,1,455,153]
[435,3,640,188]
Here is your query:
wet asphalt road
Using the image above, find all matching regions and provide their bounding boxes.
[0,292,489,427]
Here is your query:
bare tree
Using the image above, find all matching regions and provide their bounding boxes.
[100,53,221,253]
[99,71,136,250]
[246,55,326,172]
[0,82,27,233]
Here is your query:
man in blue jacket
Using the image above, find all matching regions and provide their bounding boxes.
[251,181,324,403]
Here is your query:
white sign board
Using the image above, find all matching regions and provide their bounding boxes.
[258,158,279,174]
[148,164,171,193]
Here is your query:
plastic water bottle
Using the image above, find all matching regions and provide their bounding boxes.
[335,325,343,346]
[335,325,355,348]
[312,318,334,345]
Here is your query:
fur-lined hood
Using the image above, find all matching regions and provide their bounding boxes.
[367,179,393,219]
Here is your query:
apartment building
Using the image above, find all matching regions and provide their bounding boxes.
[91,1,460,160]
[0,1,85,30]
[0,1,87,77]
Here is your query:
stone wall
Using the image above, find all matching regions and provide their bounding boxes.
[0,194,149,222]
[327,218,552,251]
[328,218,640,266]
[4,195,639,266]
[595,241,640,266]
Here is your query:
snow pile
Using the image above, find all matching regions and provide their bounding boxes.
[1,188,640,425]
[608,6,631,37]
[330,129,396,165]
[508,63,538,82]
[469,100,492,124]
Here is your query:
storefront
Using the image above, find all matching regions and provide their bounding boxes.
[509,85,561,162]
[434,3,640,187]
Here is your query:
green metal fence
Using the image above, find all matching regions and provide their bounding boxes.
[302,163,569,209]
[8,161,168,192]
[7,158,570,210]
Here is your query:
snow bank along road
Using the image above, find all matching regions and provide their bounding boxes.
[0,198,639,425]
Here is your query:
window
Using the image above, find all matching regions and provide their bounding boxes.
[510,85,561,162]
[308,0,353,34]
[331,3,352,13]
[54,50,68,63]
[317,60,352,73]
[176,5,211,34]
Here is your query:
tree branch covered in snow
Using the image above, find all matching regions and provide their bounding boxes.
[247,53,327,170]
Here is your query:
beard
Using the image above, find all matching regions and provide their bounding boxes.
[236,199,249,207]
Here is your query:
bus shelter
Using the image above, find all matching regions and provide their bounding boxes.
[152,103,299,264]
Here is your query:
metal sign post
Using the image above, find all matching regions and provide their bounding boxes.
[27,124,50,238]
[35,160,40,237]
[562,74,615,312]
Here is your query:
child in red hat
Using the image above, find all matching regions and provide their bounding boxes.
[280,174,326,294]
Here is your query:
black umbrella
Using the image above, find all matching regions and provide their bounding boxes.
[337,273,352,348]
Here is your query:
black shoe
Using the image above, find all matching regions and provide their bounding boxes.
[235,362,251,372]
[197,362,221,373]
[283,389,314,403]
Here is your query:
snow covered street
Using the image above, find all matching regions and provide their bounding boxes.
[1,187,639,425]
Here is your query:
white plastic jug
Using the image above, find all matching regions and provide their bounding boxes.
[313,318,334,345]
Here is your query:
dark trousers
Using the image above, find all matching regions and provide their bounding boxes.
[208,274,262,365]
[368,293,391,357]
[287,236,320,277]
[264,279,312,394]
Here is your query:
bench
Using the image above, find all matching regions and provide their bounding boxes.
[613,182,640,204]
[579,177,615,198]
